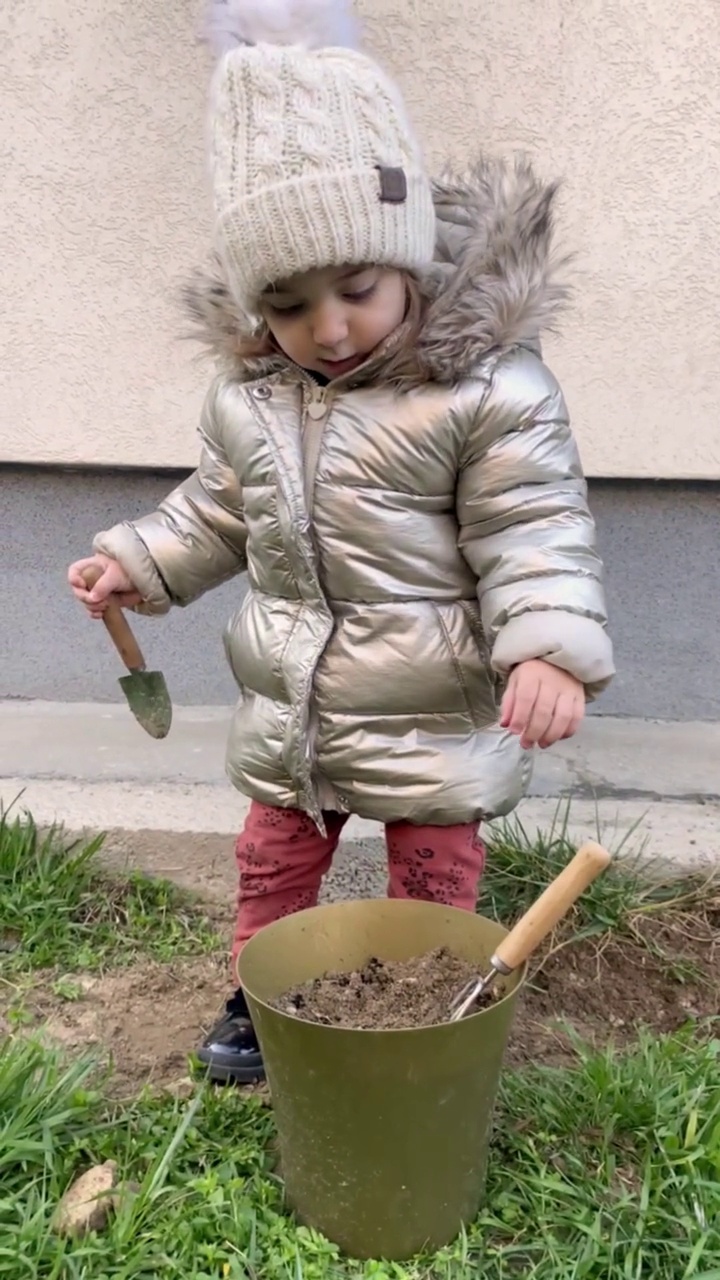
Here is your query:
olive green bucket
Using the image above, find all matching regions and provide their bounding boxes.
[238,898,525,1260]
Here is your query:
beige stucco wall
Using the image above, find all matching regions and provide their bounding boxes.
[1,0,718,476]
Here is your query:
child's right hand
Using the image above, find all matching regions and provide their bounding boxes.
[68,554,142,619]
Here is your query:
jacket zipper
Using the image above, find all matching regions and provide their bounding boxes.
[257,367,339,818]
[301,381,332,515]
[295,377,341,816]
[306,383,329,420]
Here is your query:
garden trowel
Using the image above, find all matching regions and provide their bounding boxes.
[449,840,612,1019]
[82,566,172,739]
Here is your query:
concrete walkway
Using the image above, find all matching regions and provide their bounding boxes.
[1,702,718,898]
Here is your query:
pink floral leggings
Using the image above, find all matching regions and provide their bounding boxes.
[231,801,486,968]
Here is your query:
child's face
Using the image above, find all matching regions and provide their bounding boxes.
[260,265,406,379]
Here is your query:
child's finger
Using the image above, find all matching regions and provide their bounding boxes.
[539,695,576,748]
[114,590,142,609]
[70,585,99,606]
[68,559,99,589]
[560,696,585,741]
[499,685,515,727]
[504,674,540,738]
[519,693,556,749]
[86,566,125,604]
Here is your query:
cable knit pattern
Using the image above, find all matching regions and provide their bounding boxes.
[209,44,436,314]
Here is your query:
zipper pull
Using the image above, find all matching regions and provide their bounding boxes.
[306,386,328,420]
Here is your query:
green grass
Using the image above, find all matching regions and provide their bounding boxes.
[482,805,719,973]
[0,806,222,973]
[3,798,714,980]
[1,803,718,1276]
[1,1028,718,1279]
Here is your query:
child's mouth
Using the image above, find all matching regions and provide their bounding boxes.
[319,354,363,377]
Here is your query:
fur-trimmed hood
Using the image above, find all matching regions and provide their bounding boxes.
[182,154,572,387]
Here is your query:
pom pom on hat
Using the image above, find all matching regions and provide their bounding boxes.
[202,0,361,57]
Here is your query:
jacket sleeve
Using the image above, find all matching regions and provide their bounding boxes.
[456,348,614,698]
[93,377,247,614]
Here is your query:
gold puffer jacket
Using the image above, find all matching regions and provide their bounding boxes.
[95,157,614,828]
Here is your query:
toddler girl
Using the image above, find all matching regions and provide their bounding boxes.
[69,6,614,1083]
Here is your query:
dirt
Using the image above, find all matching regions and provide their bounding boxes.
[276,948,499,1030]
[507,917,719,1067]
[3,909,717,1091]
[12,956,232,1096]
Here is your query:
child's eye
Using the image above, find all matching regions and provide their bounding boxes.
[343,285,377,304]
[266,301,304,317]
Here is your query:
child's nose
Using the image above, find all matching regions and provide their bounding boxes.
[311,303,349,349]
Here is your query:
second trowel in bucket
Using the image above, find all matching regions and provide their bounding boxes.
[82,566,172,740]
[450,840,612,1020]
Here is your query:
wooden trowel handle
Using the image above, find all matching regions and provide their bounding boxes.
[81,565,146,673]
[493,841,612,973]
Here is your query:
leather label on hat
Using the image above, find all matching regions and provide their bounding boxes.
[376,166,407,204]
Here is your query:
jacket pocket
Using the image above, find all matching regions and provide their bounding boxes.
[455,601,503,726]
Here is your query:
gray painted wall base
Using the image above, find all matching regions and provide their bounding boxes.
[3,468,718,720]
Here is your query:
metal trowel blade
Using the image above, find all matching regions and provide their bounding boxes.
[118,671,173,739]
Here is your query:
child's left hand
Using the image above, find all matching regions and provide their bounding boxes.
[500,659,585,749]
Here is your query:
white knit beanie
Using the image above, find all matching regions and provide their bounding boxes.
[204,2,436,316]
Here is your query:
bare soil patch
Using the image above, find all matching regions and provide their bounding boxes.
[508,916,718,1067]
[3,910,716,1090]
[6,956,229,1096]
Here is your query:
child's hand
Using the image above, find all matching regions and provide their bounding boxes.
[500,659,585,749]
[68,554,142,619]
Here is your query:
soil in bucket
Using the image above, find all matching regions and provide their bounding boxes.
[273,945,499,1029]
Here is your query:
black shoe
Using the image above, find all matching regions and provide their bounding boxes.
[196,987,265,1084]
